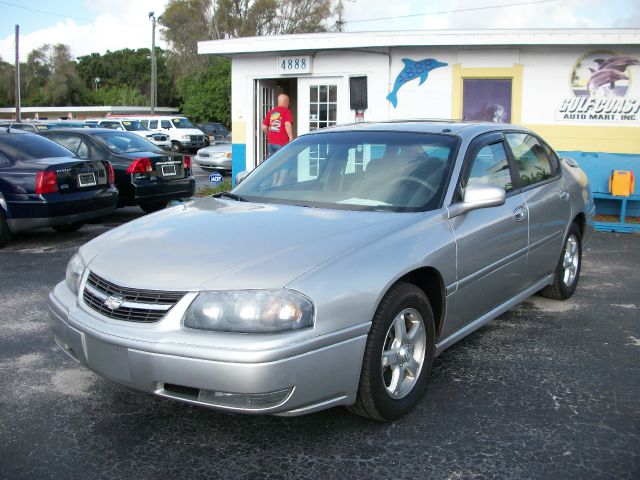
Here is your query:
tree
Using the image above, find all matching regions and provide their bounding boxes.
[0,56,14,107]
[77,48,178,107]
[159,0,216,78]
[178,59,231,124]
[43,44,90,105]
[159,0,336,77]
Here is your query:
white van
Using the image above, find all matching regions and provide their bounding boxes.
[131,116,207,152]
[83,118,171,150]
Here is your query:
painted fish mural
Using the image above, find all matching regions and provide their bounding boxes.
[387,58,448,108]
[587,55,639,96]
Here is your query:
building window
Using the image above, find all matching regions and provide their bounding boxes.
[309,85,337,131]
[462,79,512,123]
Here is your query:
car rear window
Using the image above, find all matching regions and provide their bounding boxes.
[0,133,74,161]
[93,131,162,154]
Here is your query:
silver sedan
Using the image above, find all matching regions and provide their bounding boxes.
[48,122,594,420]
[193,142,232,172]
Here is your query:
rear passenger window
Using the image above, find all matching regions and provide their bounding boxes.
[467,142,513,192]
[148,120,157,129]
[506,133,555,187]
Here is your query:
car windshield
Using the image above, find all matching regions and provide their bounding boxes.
[94,131,163,154]
[233,131,459,212]
[172,118,195,129]
[120,120,148,132]
[0,132,74,160]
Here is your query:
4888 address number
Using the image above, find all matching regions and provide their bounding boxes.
[277,56,312,74]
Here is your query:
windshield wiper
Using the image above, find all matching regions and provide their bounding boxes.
[215,192,248,202]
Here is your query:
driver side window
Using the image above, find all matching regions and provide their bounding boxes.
[466,142,513,192]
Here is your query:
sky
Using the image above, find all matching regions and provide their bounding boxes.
[0,0,638,62]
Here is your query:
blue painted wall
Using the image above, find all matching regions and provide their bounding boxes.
[559,150,639,216]
[231,143,247,187]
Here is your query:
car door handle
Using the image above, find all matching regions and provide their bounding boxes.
[559,191,570,202]
[513,205,528,222]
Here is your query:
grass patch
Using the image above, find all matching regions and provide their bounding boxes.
[197,180,233,196]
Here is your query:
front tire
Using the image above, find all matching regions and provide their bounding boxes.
[140,201,167,214]
[51,222,84,233]
[170,141,182,153]
[0,210,11,248]
[539,223,582,300]
[350,283,435,421]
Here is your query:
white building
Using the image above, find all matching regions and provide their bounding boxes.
[201,29,640,226]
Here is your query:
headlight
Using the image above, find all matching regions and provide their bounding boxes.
[65,252,86,294]
[183,290,314,333]
[181,134,191,140]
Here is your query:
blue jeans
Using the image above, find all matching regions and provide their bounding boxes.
[268,144,284,156]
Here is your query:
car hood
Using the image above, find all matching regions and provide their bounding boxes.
[198,144,232,154]
[80,197,419,292]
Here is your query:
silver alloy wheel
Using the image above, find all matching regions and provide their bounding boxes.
[562,234,580,287]
[381,307,427,399]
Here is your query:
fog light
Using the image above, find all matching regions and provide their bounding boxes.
[198,388,293,409]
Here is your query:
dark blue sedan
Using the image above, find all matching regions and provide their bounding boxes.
[0,128,118,247]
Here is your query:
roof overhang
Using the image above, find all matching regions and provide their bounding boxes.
[0,106,179,114]
[198,28,640,56]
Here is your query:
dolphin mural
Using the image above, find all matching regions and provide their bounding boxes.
[593,56,640,73]
[386,58,448,108]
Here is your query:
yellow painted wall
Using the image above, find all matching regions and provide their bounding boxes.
[522,124,640,155]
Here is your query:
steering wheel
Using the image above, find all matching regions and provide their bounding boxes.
[389,176,438,195]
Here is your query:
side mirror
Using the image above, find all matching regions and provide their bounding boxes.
[448,183,506,218]
[235,170,250,185]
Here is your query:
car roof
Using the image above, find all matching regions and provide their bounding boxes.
[309,120,533,139]
[40,127,134,134]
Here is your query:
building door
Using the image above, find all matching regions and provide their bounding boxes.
[298,77,346,136]
[256,80,278,165]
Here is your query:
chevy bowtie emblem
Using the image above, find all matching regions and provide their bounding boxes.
[104,295,125,310]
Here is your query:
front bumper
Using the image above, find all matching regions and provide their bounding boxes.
[48,281,367,416]
[179,141,207,150]
[194,155,232,170]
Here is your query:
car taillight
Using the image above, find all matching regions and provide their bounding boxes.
[183,155,192,169]
[126,157,153,174]
[106,162,115,184]
[35,170,58,194]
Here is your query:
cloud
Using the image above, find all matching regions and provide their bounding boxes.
[417,0,601,29]
[0,0,168,61]
[342,0,637,31]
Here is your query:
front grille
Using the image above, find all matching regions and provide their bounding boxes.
[82,272,185,322]
[199,152,210,158]
[190,135,205,142]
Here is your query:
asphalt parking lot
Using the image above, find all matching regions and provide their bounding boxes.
[0,213,638,479]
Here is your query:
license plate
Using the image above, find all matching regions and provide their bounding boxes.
[161,163,177,176]
[78,172,96,187]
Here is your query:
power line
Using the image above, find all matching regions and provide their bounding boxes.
[0,0,94,23]
[345,0,560,24]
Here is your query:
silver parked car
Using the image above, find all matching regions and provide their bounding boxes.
[48,122,594,420]
[193,142,232,172]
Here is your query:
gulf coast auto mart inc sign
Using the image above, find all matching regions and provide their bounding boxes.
[557,51,640,123]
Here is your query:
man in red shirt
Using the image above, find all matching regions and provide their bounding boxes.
[262,93,294,156]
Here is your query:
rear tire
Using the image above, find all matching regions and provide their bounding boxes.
[140,201,167,214]
[0,210,11,248]
[349,283,435,421]
[51,222,84,233]
[539,223,582,300]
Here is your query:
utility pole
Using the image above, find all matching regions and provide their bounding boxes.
[336,0,344,32]
[149,12,157,114]
[14,25,21,122]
